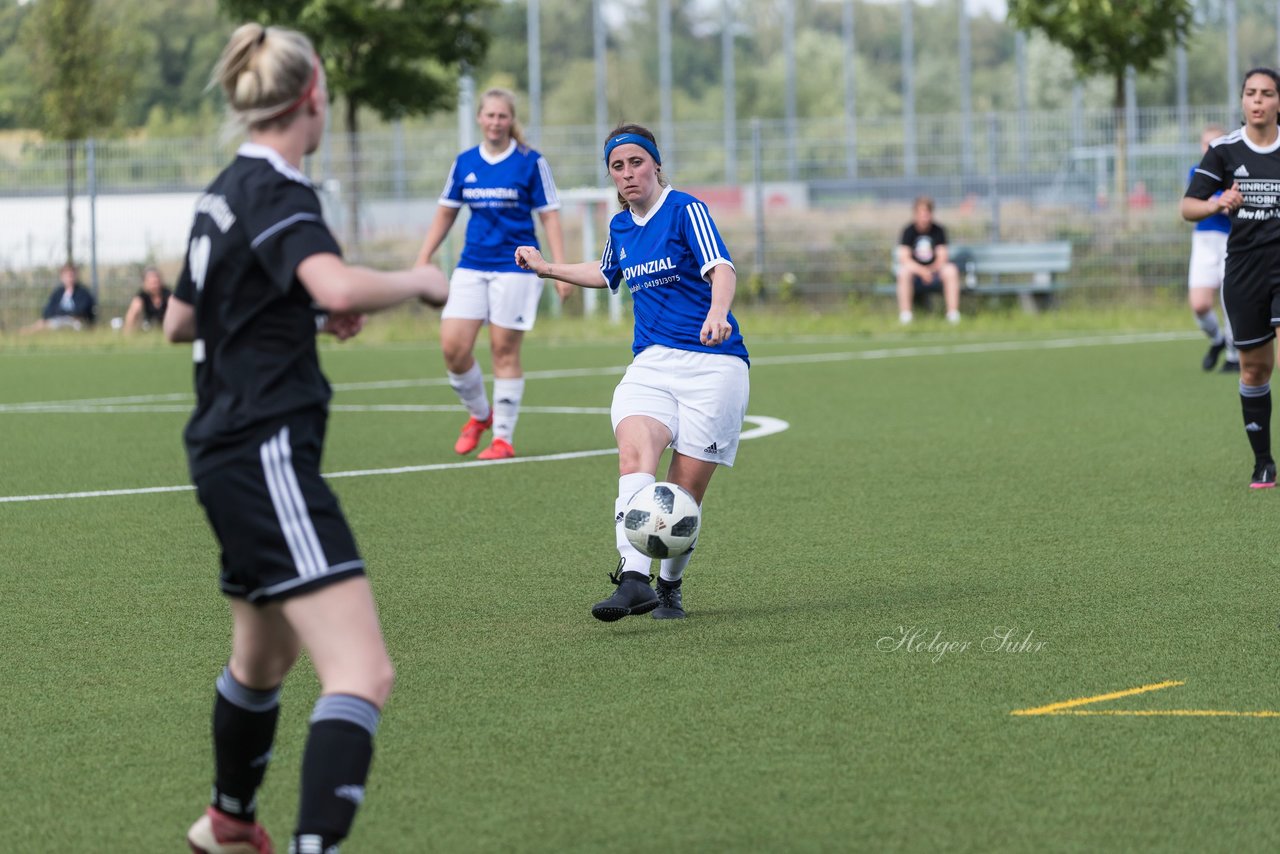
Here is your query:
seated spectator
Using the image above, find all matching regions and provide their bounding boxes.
[123,266,172,332]
[33,263,97,330]
[896,196,961,325]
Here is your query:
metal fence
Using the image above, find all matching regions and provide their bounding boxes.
[0,103,1239,329]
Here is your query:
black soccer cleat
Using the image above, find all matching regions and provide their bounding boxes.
[591,570,659,622]
[1221,359,1241,374]
[1203,340,1227,372]
[1251,459,1277,489]
[652,578,686,620]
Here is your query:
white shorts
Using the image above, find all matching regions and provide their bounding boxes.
[441,268,545,331]
[1188,230,1228,289]
[611,346,750,467]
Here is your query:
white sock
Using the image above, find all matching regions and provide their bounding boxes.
[491,377,525,443]
[1221,309,1238,361]
[1195,309,1222,342]
[946,310,961,324]
[614,472,655,577]
[659,548,694,584]
[447,363,490,421]
[899,310,913,324]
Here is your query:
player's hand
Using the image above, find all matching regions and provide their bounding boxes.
[323,312,366,341]
[700,315,732,346]
[554,281,574,302]
[515,246,546,275]
[415,263,449,307]
[1220,181,1243,214]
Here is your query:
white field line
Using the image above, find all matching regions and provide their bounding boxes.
[0,331,1195,416]
[0,416,789,504]
[0,331,1192,504]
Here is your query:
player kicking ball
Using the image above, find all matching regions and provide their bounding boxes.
[515,123,750,621]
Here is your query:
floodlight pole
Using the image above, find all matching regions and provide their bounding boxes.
[593,0,608,182]
[659,0,673,172]
[722,0,737,184]
[528,0,542,146]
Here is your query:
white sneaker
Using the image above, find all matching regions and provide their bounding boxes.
[946,310,961,324]
[899,310,913,325]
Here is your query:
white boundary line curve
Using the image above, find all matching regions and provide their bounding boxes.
[0,416,790,505]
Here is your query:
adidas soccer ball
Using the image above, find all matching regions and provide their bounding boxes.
[623,481,701,559]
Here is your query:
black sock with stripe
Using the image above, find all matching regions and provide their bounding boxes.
[211,666,281,823]
[1240,381,1272,463]
[292,694,380,852]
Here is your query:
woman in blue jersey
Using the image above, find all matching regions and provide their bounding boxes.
[1186,123,1238,372]
[414,88,568,461]
[515,123,749,622]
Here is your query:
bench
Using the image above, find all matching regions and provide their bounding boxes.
[874,241,1073,313]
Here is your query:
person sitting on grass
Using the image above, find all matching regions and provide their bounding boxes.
[26,263,96,331]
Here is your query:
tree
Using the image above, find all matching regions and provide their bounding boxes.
[1008,0,1194,212]
[0,1,35,129]
[219,0,493,245]
[21,0,140,266]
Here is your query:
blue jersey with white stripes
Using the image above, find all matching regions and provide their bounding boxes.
[600,187,748,363]
[1187,165,1231,234]
[438,141,560,273]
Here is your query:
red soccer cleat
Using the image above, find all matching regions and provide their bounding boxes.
[454,413,493,455]
[477,437,515,461]
[187,807,274,854]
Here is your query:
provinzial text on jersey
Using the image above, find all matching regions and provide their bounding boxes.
[622,256,676,281]
[462,187,520,201]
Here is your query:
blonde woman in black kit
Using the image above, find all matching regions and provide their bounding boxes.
[165,23,446,853]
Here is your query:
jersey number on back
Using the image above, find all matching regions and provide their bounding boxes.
[189,235,211,293]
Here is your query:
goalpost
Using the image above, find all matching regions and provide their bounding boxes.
[556,187,623,322]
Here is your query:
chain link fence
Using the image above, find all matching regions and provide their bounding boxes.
[0,104,1238,330]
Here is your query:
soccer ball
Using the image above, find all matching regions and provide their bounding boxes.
[623,481,701,559]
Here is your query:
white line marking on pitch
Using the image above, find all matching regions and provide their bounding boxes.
[0,331,1197,415]
[0,416,790,504]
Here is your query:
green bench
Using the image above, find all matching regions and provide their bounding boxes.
[875,241,1073,312]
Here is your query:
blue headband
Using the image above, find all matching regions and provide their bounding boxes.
[603,133,662,165]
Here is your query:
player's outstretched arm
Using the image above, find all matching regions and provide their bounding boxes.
[514,246,607,289]
[298,254,448,313]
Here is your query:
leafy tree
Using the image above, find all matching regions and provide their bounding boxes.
[124,0,231,130]
[0,1,35,129]
[219,0,493,244]
[1008,0,1195,211]
[21,0,141,266]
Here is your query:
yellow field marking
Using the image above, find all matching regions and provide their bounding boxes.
[1011,680,1184,716]
[1058,710,1280,718]
[1012,680,1280,718]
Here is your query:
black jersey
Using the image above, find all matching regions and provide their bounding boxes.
[1185,128,1280,255]
[137,286,171,323]
[900,222,947,265]
[174,142,342,473]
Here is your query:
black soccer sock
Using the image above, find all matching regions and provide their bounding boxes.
[293,694,380,852]
[1240,381,1273,462]
[211,666,281,823]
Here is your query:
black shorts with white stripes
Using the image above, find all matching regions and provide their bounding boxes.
[1224,245,1280,350]
[192,413,363,603]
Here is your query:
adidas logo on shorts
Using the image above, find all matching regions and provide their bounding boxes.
[703,441,720,454]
